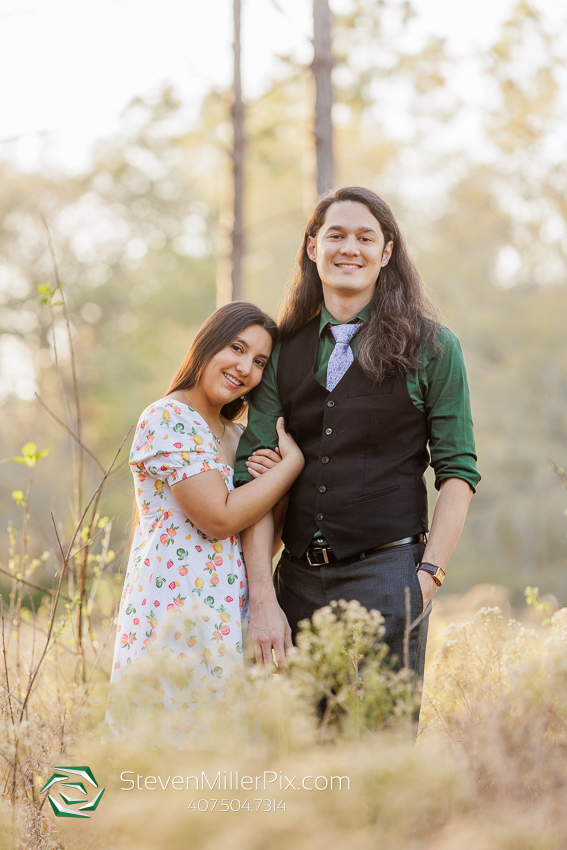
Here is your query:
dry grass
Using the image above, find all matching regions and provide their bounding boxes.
[2,588,567,850]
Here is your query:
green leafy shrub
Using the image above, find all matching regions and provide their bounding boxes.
[289,599,418,739]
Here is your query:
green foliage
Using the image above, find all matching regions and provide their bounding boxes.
[290,599,418,737]
[36,281,62,307]
[524,584,552,625]
[2,442,50,469]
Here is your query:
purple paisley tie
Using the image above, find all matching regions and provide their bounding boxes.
[326,322,363,392]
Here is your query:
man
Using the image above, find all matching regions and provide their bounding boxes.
[234,186,479,678]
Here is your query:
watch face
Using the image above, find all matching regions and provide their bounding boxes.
[432,566,445,586]
[418,563,444,585]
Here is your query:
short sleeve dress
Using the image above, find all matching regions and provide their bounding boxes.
[105,398,249,738]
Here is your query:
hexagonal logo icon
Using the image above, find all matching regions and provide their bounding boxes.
[40,766,105,818]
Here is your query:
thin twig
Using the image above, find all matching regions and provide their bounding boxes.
[83,604,119,699]
[62,429,131,573]
[0,683,24,706]
[403,586,411,671]
[29,595,37,685]
[1,599,19,804]
[422,691,453,740]
[0,567,57,598]
[403,588,432,668]
[19,429,131,718]
[407,603,432,633]
[86,522,112,633]
[42,215,84,520]
[35,393,105,474]
[14,466,34,684]
[549,459,567,489]
[1,602,15,729]
[55,523,105,566]
[18,517,70,718]
[77,490,104,673]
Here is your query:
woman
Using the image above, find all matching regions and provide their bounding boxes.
[105,302,303,739]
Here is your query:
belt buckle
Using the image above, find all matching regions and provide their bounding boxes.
[306,547,330,567]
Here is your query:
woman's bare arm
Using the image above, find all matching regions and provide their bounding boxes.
[170,418,303,539]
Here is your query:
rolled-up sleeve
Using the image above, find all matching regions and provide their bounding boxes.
[419,328,480,492]
[234,345,285,486]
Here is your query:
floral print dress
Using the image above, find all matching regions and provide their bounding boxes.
[105,398,249,739]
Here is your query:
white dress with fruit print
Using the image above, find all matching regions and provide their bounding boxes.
[105,398,249,739]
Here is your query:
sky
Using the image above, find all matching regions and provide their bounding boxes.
[0,0,532,174]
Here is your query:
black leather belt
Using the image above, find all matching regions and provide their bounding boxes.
[289,533,426,567]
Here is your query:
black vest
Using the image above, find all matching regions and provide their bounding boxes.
[278,317,430,559]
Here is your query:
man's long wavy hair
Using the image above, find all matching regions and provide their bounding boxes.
[167,301,278,420]
[278,187,442,382]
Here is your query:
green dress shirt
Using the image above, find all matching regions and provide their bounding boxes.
[234,305,480,502]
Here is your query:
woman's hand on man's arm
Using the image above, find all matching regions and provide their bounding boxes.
[246,447,281,478]
[170,418,303,540]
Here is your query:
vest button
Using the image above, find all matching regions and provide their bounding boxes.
[325,428,332,435]
[317,513,324,521]
[319,485,327,493]
[321,456,329,464]
[327,400,335,407]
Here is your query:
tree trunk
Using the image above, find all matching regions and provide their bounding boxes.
[313,0,334,196]
[231,0,244,301]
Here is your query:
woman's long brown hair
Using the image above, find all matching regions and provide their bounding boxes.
[129,302,277,541]
[278,186,442,382]
[167,301,278,420]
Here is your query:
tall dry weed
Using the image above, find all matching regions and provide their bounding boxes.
[422,605,567,805]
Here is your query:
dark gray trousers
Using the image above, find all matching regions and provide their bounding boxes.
[274,541,431,679]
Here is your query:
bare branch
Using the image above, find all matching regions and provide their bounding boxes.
[35,393,105,474]
[63,428,132,567]
[41,215,84,519]
[1,601,15,729]
[0,568,57,598]
[83,604,119,699]
[19,429,131,717]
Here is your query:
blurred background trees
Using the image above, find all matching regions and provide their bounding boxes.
[1,0,567,603]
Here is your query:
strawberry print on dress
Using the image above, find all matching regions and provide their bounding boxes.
[105,398,249,738]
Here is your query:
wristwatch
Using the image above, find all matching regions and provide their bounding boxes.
[416,562,446,587]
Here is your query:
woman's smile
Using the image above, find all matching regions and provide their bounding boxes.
[222,371,244,389]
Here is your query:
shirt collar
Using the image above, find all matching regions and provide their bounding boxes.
[318,303,371,338]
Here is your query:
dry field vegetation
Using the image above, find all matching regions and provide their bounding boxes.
[3,281,567,850]
[2,550,567,850]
